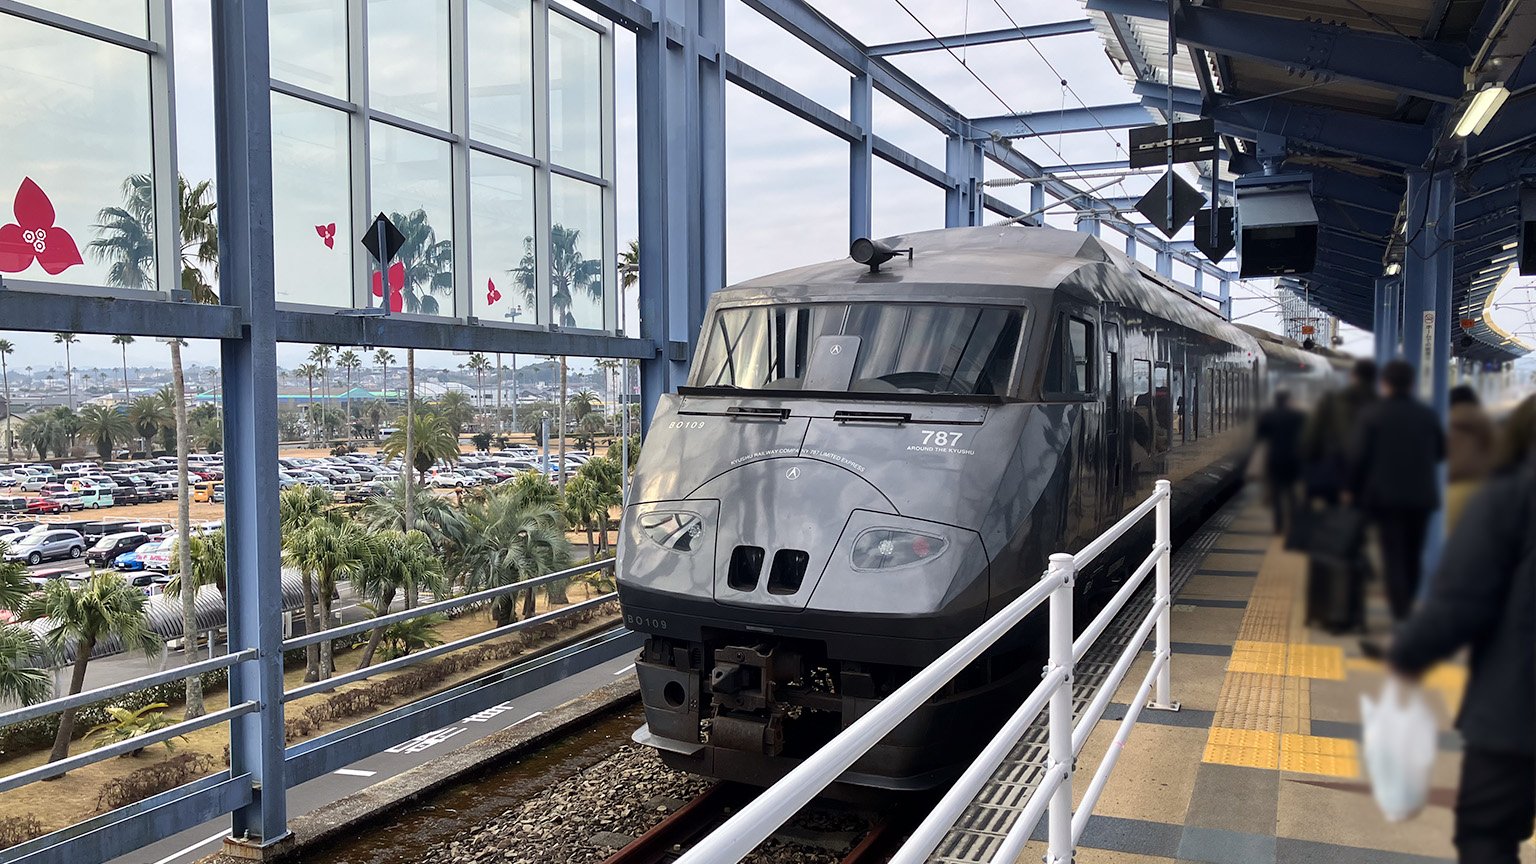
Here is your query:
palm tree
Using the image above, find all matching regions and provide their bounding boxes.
[24,574,161,765]
[0,554,47,707]
[390,210,455,315]
[53,333,79,411]
[309,346,334,439]
[352,529,447,668]
[382,412,460,484]
[295,363,320,445]
[165,530,227,601]
[359,476,465,607]
[284,519,368,678]
[0,339,14,461]
[373,349,395,417]
[18,414,62,459]
[112,335,136,407]
[280,484,334,680]
[462,485,572,624]
[434,391,475,436]
[569,389,599,422]
[515,226,601,492]
[128,394,170,456]
[338,349,362,433]
[465,353,492,432]
[91,172,219,719]
[0,625,48,708]
[618,238,639,293]
[79,404,132,459]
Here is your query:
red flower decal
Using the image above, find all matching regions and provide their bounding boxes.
[371,261,405,313]
[0,178,83,275]
[486,278,502,306]
[315,222,336,249]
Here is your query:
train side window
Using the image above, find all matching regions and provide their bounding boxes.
[1172,364,1185,443]
[1044,314,1095,397]
[1191,372,1200,441]
[1153,362,1171,452]
[1132,359,1153,456]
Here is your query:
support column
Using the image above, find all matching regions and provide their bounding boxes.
[1125,234,1137,259]
[1401,169,1454,580]
[1401,170,1454,421]
[636,0,726,431]
[945,135,984,227]
[1076,216,1100,236]
[1220,279,1232,320]
[849,73,872,242]
[1156,248,1172,277]
[1374,276,1402,366]
[1193,268,1204,299]
[211,0,287,848]
[1030,183,1045,221]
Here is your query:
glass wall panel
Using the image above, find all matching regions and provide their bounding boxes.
[549,174,603,329]
[0,15,155,288]
[548,13,601,175]
[272,93,352,307]
[468,0,533,155]
[367,0,451,129]
[270,0,349,98]
[370,121,454,315]
[470,152,535,322]
[33,1,147,38]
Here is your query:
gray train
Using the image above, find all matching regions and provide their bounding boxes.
[617,226,1282,791]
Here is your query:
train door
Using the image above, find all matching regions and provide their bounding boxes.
[1101,319,1125,517]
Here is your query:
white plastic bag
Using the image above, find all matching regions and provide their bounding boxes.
[1360,677,1437,822]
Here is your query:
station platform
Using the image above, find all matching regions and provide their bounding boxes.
[1001,489,1515,864]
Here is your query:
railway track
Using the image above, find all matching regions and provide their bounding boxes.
[602,783,905,864]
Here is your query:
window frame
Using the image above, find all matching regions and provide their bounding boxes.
[1041,310,1097,402]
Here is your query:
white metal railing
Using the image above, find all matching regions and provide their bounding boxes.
[676,479,1176,864]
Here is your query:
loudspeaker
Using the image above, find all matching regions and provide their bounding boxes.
[1519,184,1536,276]
[1236,173,1318,278]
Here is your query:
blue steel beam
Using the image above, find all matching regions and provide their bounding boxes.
[1309,168,1406,217]
[969,102,1155,139]
[868,20,1095,56]
[1085,0,1466,102]
[850,73,872,242]
[210,0,287,848]
[1130,80,1203,114]
[1038,159,1131,173]
[1210,96,1433,168]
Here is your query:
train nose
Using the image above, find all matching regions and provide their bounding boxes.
[692,457,890,610]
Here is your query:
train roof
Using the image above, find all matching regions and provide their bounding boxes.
[722,226,1259,351]
[1237,323,1358,374]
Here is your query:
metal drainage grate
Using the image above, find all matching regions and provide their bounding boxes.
[928,496,1242,863]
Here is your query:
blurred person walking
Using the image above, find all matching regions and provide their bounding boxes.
[1256,389,1306,534]
[1388,394,1536,864]
[1445,385,1495,535]
[1302,359,1377,506]
[1350,360,1445,622]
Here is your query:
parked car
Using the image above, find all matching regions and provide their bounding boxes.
[0,496,29,514]
[86,531,150,566]
[15,476,46,492]
[126,521,173,537]
[137,536,178,572]
[43,492,84,512]
[192,481,219,503]
[113,540,160,571]
[24,498,63,515]
[430,472,474,488]
[5,529,86,565]
[74,487,114,509]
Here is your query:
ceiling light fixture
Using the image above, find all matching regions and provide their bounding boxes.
[1384,262,1401,276]
[1454,85,1510,137]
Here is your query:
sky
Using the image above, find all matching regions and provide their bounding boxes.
[6,0,1535,375]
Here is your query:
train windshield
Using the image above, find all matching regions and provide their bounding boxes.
[692,303,1023,396]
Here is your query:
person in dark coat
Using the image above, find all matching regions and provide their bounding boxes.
[1388,396,1536,863]
[1349,360,1444,621]
[1301,359,1377,505]
[1256,389,1306,534]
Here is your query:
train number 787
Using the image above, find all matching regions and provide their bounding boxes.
[919,430,964,447]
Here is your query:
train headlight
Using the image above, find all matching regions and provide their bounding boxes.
[638,512,704,553]
[850,528,948,571]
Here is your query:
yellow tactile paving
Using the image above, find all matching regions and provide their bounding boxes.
[1286,644,1346,680]
[1202,726,1280,769]
[1213,671,1288,732]
[1425,664,1467,714]
[1227,640,1288,675]
[1279,732,1361,778]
